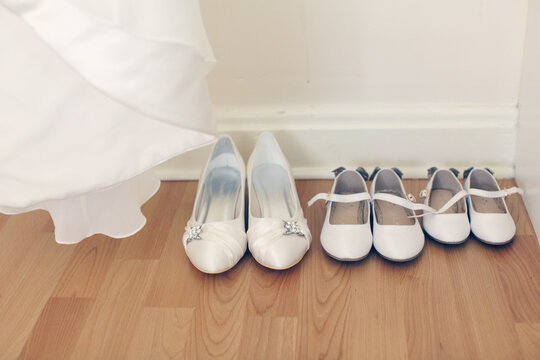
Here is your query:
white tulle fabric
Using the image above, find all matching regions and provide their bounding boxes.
[0,0,216,244]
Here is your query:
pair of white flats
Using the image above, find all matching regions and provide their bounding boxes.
[309,167,425,262]
[309,167,522,262]
[421,167,523,245]
[182,133,311,274]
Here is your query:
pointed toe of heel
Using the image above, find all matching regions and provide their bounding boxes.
[185,241,234,274]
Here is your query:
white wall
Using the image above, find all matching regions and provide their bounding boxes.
[202,0,527,108]
[157,0,529,179]
[516,0,540,235]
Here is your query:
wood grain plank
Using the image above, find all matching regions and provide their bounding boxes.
[445,238,524,359]
[349,256,410,359]
[144,181,207,308]
[52,235,120,298]
[516,323,540,359]
[41,217,55,233]
[488,235,540,323]
[70,259,158,359]
[0,179,539,359]
[299,257,352,359]
[192,265,249,359]
[126,307,195,359]
[19,297,94,359]
[0,213,9,229]
[298,179,353,360]
[240,317,297,360]
[0,220,73,358]
[115,182,194,260]
[403,241,481,359]
[246,259,302,317]
[0,212,51,294]
[350,179,464,359]
[401,179,481,358]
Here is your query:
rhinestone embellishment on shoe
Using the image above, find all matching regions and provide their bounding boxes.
[283,220,304,236]
[186,225,203,244]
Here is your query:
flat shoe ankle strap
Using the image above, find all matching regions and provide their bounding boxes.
[307,192,371,207]
[371,192,435,214]
[468,187,523,198]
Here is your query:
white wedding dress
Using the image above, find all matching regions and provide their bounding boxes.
[0,0,217,244]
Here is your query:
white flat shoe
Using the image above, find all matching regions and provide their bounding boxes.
[464,167,523,245]
[247,132,312,270]
[370,168,425,262]
[182,136,247,274]
[308,167,372,261]
[420,168,470,244]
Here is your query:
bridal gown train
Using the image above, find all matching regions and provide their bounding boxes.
[0,0,217,244]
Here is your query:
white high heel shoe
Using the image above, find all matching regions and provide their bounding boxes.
[247,132,312,270]
[464,168,523,245]
[182,136,247,274]
[420,168,470,244]
[308,167,372,261]
[370,168,425,262]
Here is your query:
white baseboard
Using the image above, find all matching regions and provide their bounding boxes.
[155,105,518,180]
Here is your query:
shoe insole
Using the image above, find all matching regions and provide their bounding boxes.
[373,190,414,225]
[329,191,367,225]
[252,164,294,219]
[197,167,241,223]
[470,195,506,214]
[429,189,465,214]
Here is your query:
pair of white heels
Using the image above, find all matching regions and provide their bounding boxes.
[309,167,523,262]
[182,133,311,274]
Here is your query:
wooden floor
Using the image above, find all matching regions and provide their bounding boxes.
[1,179,540,359]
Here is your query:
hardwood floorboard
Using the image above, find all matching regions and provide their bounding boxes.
[0,217,73,358]
[245,259,302,317]
[401,238,476,359]
[115,183,195,260]
[350,255,411,359]
[0,213,51,294]
[0,213,8,229]
[52,235,120,298]
[298,180,353,359]
[41,217,55,233]
[447,239,524,359]
[19,297,94,359]
[143,191,207,308]
[70,259,159,359]
[489,235,540,323]
[240,316,297,359]
[298,249,353,359]
[192,265,249,359]
[0,179,539,359]
[515,323,540,359]
[126,307,195,359]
